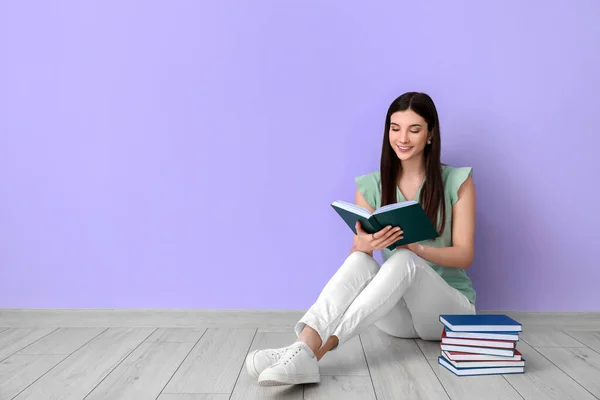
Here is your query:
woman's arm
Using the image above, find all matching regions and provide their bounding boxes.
[407,175,476,269]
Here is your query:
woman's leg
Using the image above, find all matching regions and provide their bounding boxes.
[248,251,381,385]
[293,250,381,351]
[255,248,474,385]
[402,263,475,340]
[327,248,474,351]
[373,297,419,339]
[247,251,379,377]
[313,298,418,360]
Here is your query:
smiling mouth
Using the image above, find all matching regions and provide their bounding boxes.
[397,146,412,151]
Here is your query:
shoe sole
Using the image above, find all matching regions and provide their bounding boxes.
[245,351,260,379]
[258,371,320,386]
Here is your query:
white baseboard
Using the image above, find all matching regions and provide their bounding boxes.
[1,309,599,329]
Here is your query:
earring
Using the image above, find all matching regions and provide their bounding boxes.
[427,139,432,144]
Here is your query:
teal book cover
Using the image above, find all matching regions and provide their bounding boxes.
[331,200,439,250]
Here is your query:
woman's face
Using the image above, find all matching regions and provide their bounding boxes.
[388,109,430,162]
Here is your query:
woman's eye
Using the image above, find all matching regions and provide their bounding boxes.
[410,130,420,133]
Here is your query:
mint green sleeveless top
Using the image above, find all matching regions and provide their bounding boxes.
[354,164,476,304]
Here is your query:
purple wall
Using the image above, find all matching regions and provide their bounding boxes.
[1,2,598,311]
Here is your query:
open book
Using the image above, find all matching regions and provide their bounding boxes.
[331,200,439,250]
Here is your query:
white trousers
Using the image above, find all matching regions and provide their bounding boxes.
[294,249,475,350]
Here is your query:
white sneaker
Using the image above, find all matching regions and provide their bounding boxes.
[258,341,320,386]
[245,346,288,379]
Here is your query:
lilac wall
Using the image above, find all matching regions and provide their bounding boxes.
[1,2,598,311]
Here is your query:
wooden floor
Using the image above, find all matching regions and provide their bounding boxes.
[1,310,600,400]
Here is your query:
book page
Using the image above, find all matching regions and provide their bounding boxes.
[373,200,418,215]
[331,200,371,218]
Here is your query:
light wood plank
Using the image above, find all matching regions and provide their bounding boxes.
[145,327,207,343]
[229,331,303,400]
[162,328,256,394]
[85,341,196,400]
[520,329,587,348]
[257,327,296,333]
[0,328,57,361]
[537,346,600,397]
[503,340,597,400]
[426,358,523,400]
[0,354,64,400]
[17,328,106,355]
[304,376,376,400]
[158,395,230,400]
[12,327,155,400]
[319,336,370,376]
[415,339,442,360]
[360,326,450,399]
[564,331,600,353]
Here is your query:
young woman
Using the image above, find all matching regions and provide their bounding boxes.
[246,92,477,387]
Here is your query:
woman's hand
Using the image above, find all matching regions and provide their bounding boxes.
[354,221,403,253]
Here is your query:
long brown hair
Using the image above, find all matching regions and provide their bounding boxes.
[380,92,446,236]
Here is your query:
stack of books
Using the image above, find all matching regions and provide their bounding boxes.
[437,314,525,376]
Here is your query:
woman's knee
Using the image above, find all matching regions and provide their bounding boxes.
[381,248,423,273]
[342,251,380,275]
[386,248,415,263]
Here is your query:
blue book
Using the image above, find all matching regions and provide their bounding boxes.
[439,314,522,332]
[438,356,525,376]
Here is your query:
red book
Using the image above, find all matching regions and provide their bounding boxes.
[442,348,523,361]
[441,355,525,369]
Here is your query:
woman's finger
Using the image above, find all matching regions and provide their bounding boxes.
[374,230,403,249]
[386,227,402,239]
[372,225,392,240]
[374,228,402,244]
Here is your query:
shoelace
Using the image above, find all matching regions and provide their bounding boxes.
[272,345,302,367]
[270,349,283,359]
